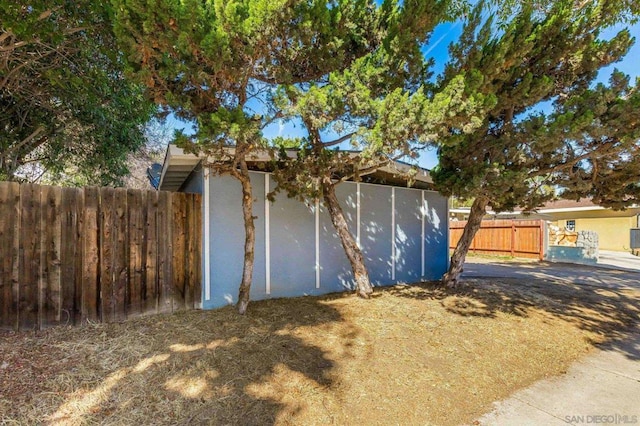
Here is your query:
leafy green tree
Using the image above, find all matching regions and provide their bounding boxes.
[0,1,154,185]
[431,0,640,286]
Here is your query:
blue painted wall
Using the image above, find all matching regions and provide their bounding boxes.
[268,177,318,298]
[201,171,449,309]
[318,183,357,292]
[422,193,449,280]
[360,184,393,284]
[394,187,423,283]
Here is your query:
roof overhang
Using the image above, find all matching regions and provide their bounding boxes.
[159,145,200,191]
[158,144,434,191]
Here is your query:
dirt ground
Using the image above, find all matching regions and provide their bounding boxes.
[1,277,639,425]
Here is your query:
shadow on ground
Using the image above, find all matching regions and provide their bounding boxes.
[388,277,640,361]
[2,296,357,425]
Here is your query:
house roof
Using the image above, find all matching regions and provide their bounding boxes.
[450,198,640,220]
[158,144,434,191]
[514,199,606,215]
[535,199,598,210]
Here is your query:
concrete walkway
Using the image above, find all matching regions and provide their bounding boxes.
[477,328,640,425]
[466,259,640,425]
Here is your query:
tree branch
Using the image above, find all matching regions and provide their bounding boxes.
[6,126,47,158]
[322,132,356,148]
[528,138,618,178]
[260,111,283,130]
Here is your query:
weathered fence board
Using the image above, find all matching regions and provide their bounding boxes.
[143,190,158,314]
[172,193,186,312]
[113,188,128,322]
[127,189,144,315]
[192,195,202,309]
[41,185,62,328]
[0,182,20,329]
[450,219,545,260]
[0,181,202,331]
[83,186,100,323]
[157,191,173,313]
[20,183,40,329]
[60,187,81,325]
[100,187,116,323]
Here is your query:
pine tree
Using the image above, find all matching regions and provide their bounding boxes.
[431,0,640,286]
[111,0,422,311]
[269,1,490,297]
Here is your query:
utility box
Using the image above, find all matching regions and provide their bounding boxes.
[631,228,640,249]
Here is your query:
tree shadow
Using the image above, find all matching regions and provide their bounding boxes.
[44,295,356,425]
[387,276,640,361]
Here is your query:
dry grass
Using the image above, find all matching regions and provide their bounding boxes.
[1,278,639,426]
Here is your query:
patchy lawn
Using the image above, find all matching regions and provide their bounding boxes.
[1,278,639,425]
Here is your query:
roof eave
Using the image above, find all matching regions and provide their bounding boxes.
[158,145,201,191]
[158,144,433,190]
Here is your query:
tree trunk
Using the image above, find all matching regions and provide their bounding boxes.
[441,196,489,288]
[236,158,255,315]
[321,178,373,298]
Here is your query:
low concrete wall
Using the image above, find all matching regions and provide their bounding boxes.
[546,230,599,265]
[546,246,597,265]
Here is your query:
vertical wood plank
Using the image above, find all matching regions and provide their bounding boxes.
[172,192,186,311]
[82,186,100,323]
[510,221,516,257]
[0,182,20,330]
[100,188,115,322]
[184,194,195,310]
[41,186,62,328]
[127,189,144,317]
[144,191,159,314]
[19,183,40,330]
[73,189,85,325]
[60,188,79,325]
[539,221,545,260]
[0,182,10,329]
[139,190,148,315]
[112,188,128,321]
[10,183,20,330]
[192,194,202,309]
[157,191,173,313]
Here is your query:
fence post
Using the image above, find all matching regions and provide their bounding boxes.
[510,220,515,257]
[539,220,545,261]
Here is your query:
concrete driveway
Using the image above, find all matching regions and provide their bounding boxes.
[462,255,640,290]
[597,250,640,272]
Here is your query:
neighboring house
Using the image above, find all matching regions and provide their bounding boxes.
[451,199,640,252]
[159,145,450,309]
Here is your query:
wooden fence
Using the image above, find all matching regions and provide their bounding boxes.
[0,182,202,331]
[450,219,546,260]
